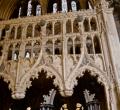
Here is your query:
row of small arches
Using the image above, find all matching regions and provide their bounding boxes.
[1,17,97,40]
[45,35,101,55]
[7,41,41,60]
[6,35,101,61]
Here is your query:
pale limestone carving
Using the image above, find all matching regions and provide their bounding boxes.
[95,55,103,70]
[43,89,56,105]
[0,2,119,110]
[83,89,95,103]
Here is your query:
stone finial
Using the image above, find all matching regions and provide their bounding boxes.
[83,89,95,103]
[43,89,56,105]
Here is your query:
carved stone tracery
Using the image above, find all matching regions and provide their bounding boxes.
[0,1,118,103]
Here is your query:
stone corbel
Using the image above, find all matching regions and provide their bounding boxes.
[59,89,73,97]
[11,85,26,99]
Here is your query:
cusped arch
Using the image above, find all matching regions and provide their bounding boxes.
[67,65,110,91]
[19,65,63,93]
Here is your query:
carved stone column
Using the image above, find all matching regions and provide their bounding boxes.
[32,23,35,37]
[96,1,120,109]
[14,26,18,39]
[53,40,55,55]
[60,20,73,97]
[102,2,120,92]
[71,19,74,33]
[53,21,55,35]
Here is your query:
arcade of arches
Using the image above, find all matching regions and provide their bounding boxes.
[0,0,120,110]
[0,70,107,110]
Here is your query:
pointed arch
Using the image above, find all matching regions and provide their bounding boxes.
[13,43,20,60]
[90,17,97,31]
[66,65,109,95]
[33,41,41,58]
[75,37,81,54]
[54,21,61,35]
[46,22,53,36]
[66,19,72,33]
[17,26,22,39]
[7,44,13,60]
[10,26,15,39]
[86,36,93,54]
[27,24,33,38]
[18,65,63,97]
[83,18,90,32]
[1,28,6,41]
[25,42,32,58]
[55,39,62,55]
[73,19,79,33]
[94,35,101,54]
[67,38,73,54]
[34,23,41,37]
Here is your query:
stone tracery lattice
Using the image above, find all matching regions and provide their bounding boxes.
[0,1,115,101]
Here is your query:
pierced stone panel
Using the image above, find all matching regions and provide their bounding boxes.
[54,39,62,55]
[46,22,53,36]
[7,44,13,60]
[34,23,41,37]
[90,17,97,31]
[10,26,15,39]
[66,19,72,33]
[25,42,32,58]
[93,35,101,54]
[17,26,22,39]
[0,10,109,100]
[73,19,79,33]
[86,36,94,54]
[27,24,33,38]
[67,38,73,54]
[54,21,61,35]
[83,18,90,32]
[45,40,53,55]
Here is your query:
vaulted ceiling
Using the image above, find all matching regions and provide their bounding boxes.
[0,0,96,20]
